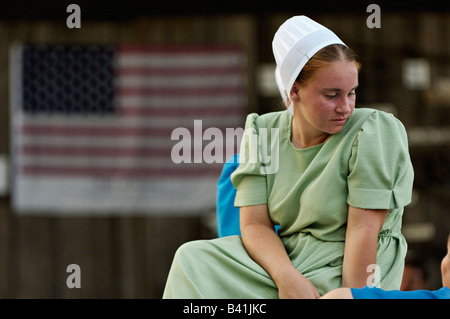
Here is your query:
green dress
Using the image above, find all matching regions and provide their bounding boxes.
[163,108,414,298]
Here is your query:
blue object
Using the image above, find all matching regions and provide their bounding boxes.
[351,286,450,299]
[216,154,241,237]
[216,154,280,237]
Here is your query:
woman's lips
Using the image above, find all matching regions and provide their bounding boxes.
[331,118,347,124]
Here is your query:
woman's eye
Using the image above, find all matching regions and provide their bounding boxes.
[325,94,338,99]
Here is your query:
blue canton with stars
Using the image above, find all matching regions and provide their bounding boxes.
[22,44,115,115]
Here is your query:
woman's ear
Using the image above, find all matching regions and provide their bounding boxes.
[289,82,301,102]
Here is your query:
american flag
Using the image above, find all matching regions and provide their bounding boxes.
[10,44,246,215]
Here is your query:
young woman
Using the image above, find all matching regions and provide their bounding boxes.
[163,16,414,299]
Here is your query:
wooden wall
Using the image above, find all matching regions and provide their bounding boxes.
[0,11,449,297]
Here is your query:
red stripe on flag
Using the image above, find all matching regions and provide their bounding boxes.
[115,45,243,54]
[22,165,222,178]
[22,145,170,157]
[118,105,244,117]
[116,87,244,97]
[21,124,171,137]
[21,123,241,137]
[116,67,244,76]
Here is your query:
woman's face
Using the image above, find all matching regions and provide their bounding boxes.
[294,60,359,136]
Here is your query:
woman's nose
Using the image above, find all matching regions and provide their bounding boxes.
[336,97,353,114]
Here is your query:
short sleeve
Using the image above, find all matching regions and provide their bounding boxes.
[230,113,268,207]
[347,111,414,210]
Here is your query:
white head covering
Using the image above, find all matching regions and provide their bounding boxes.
[274,66,285,102]
[272,15,346,115]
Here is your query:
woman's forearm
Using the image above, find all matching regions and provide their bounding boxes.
[342,226,379,288]
[342,206,388,288]
[240,205,320,298]
[241,223,295,283]
[240,205,297,284]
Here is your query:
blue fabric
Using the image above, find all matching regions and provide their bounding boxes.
[216,154,241,237]
[351,286,450,299]
[216,154,279,237]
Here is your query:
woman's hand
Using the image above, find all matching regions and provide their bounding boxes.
[275,266,320,299]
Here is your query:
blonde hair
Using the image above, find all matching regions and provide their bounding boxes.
[296,44,361,86]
